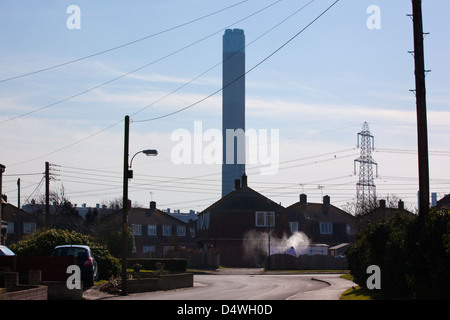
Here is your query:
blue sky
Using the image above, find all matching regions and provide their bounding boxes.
[1,0,449,213]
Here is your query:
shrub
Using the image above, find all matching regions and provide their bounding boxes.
[346,208,449,299]
[10,229,120,280]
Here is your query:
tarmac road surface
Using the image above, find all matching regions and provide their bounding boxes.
[106,269,355,300]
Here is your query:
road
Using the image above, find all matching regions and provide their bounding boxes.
[106,269,355,300]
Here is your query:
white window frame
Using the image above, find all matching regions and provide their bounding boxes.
[147,225,157,236]
[177,225,186,237]
[143,245,155,254]
[162,225,172,236]
[255,211,275,227]
[319,222,333,235]
[23,222,36,234]
[7,222,14,234]
[132,224,142,236]
[289,221,299,234]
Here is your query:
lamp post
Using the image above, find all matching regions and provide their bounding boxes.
[0,164,5,245]
[121,115,158,296]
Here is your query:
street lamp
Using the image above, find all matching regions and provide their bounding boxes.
[121,115,158,296]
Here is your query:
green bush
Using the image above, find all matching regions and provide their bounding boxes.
[346,209,449,299]
[10,229,120,280]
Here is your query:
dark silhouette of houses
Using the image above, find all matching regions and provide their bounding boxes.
[435,194,450,209]
[128,201,197,257]
[196,174,290,267]
[287,194,356,246]
[1,199,40,245]
[356,199,416,230]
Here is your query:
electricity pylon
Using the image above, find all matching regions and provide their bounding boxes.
[354,122,378,215]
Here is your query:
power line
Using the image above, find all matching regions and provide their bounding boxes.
[0,0,249,83]
[5,0,315,167]
[134,0,341,123]
[0,1,281,125]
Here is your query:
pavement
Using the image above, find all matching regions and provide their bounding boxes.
[287,274,357,300]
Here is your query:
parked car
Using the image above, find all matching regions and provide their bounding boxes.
[0,245,15,256]
[51,245,98,287]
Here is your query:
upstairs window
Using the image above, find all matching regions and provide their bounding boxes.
[255,211,275,227]
[132,224,142,236]
[163,225,172,236]
[148,225,157,236]
[319,222,333,235]
[177,225,186,237]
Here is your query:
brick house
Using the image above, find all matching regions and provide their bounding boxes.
[128,201,197,257]
[435,193,450,209]
[287,194,356,247]
[1,201,39,245]
[196,175,291,267]
[356,199,416,230]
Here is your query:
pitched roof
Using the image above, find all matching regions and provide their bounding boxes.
[128,205,186,226]
[436,194,450,208]
[200,175,284,214]
[286,194,355,224]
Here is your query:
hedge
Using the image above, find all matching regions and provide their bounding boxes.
[127,258,187,272]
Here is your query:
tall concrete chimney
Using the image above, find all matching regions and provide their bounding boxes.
[222,28,245,197]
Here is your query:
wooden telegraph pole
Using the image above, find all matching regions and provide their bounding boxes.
[411,0,430,217]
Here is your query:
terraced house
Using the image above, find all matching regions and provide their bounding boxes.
[128,201,197,256]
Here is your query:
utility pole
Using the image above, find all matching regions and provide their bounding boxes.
[17,178,20,209]
[0,164,5,245]
[121,115,130,296]
[411,0,429,217]
[45,161,50,228]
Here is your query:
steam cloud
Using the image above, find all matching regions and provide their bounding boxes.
[243,230,310,266]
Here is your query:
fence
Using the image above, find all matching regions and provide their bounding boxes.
[267,254,348,270]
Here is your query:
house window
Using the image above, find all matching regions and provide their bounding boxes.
[143,245,155,254]
[7,222,14,234]
[289,222,299,234]
[189,228,196,238]
[255,211,275,227]
[23,222,36,234]
[132,224,142,236]
[148,225,157,236]
[177,225,186,236]
[319,222,333,235]
[197,212,210,230]
[163,246,172,255]
[163,225,172,236]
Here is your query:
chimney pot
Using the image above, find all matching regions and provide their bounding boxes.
[150,201,156,210]
[379,199,386,208]
[241,174,248,187]
[300,194,307,206]
[398,200,404,210]
[322,195,330,214]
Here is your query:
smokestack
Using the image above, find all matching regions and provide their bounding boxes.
[150,201,156,210]
[431,192,437,207]
[222,28,246,197]
[379,199,386,208]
